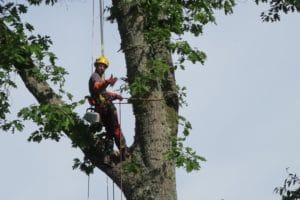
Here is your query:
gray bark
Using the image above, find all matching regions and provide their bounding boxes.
[111,1,179,199]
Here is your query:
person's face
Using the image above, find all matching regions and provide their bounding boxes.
[95,63,107,75]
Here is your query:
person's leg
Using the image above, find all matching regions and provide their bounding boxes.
[106,103,127,150]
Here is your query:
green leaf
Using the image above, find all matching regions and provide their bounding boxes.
[25,23,34,31]
[67,93,73,101]
[18,4,27,13]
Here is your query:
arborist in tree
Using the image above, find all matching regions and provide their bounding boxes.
[88,55,127,157]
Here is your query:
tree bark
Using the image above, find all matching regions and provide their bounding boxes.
[111,1,179,199]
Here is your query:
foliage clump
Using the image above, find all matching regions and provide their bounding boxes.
[255,0,300,22]
[0,1,70,134]
[275,169,300,200]
[164,115,206,172]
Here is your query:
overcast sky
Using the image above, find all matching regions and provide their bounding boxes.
[1,1,300,200]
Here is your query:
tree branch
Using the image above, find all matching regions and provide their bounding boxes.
[16,64,127,185]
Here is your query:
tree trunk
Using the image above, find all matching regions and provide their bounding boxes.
[111,1,179,199]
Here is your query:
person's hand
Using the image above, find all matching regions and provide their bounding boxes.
[115,94,123,101]
[106,75,117,86]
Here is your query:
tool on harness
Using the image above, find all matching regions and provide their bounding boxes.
[83,107,100,124]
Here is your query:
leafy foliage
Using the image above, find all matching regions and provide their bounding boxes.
[26,0,58,6]
[124,154,142,174]
[0,1,70,133]
[111,0,235,69]
[275,169,300,200]
[138,0,235,67]
[73,157,95,176]
[255,0,300,22]
[176,85,188,107]
[170,41,206,70]
[164,115,206,172]
[130,59,169,96]
[18,102,81,142]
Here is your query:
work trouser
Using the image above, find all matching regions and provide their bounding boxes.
[95,101,126,150]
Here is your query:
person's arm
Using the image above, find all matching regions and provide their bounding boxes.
[93,75,117,92]
[106,91,123,101]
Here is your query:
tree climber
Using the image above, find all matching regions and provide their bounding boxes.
[88,56,127,157]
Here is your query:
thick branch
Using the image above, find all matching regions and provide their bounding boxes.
[16,65,125,185]
[17,69,62,105]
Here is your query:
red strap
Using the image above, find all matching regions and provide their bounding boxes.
[86,96,97,106]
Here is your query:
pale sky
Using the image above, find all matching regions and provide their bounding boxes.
[0,1,300,200]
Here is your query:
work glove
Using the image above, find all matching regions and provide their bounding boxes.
[115,94,123,101]
[106,75,117,86]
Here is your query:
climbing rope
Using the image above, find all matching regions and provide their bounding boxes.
[87,175,90,200]
[107,176,109,200]
[113,181,115,200]
[99,0,104,56]
[87,0,95,199]
[118,100,124,200]
[113,97,163,105]
[99,1,114,199]
[91,0,95,74]
[123,97,163,101]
